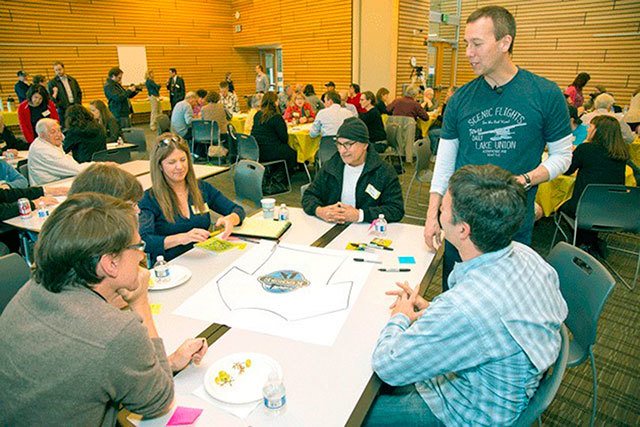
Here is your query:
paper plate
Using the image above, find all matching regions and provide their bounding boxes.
[148,265,192,291]
[204,352,282,404]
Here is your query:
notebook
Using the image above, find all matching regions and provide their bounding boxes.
[231,217,291,240]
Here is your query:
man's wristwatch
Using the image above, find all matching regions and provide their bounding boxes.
[521,173,532,191]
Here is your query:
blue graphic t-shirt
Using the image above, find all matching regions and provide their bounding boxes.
[442,68,571,175]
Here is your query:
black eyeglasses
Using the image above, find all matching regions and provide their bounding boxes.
[335,139,358,150]
[125,241,146,252]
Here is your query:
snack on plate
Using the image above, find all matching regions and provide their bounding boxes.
[213,359,252,387]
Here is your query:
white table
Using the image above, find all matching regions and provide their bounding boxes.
[138,215,435,426]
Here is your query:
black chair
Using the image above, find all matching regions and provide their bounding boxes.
[91,149,130,164]
[234,159,264,208]
[192,120,224,164]
[18,163,29,181]
[0,253,31,313]
[155,114,171,135]
[551,184,640,290]
[121,127,147,153]
[315,136,338,171]
[547,242,616,427]
[404,139,432,219]
[235,134,290,196]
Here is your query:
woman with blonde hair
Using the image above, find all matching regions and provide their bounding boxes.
[138,134,245,261]
[145,70,161,131]
[283,92,315,124]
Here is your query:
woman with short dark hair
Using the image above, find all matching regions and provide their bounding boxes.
[63,104,107,163]
[359,91,388,153]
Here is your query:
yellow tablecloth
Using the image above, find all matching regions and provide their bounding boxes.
[536,166,636,217]
[287,123,320,164]
[230,113,247,134]
[130,98,171,113]
[630,137,640,166]
[2,111,19,126]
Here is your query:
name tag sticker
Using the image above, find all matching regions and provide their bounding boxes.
[191,203,210,215]
[175,85,180,88]
[42,110,50,117]
[365,184,381,200]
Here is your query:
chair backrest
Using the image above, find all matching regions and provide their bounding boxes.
[18,163,29,181]
[513,324,570,427]
[316,136,338,168]
[227,123,237,141]
[192,120,213,145]
[236,133,260,162]
[156,114,171,135]
[547,242,615,359]
[234,159,265,207]
[91,149,130,164]
[0,253,31,313]
[575,184,640,233]
[385,121,400,151]
[412,139,431,176]
[121,128,147,152]
[300,182,310,198]
[386,115,416,154]
[211,120,220,145]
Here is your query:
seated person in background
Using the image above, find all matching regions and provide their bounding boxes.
[0,193,208,426]
[0,159,28,189]
[193,88,208,117]
[387,85,429,122]
[283,92,316,124]
[139,134,245,262]
[200,90,232,160]
[28,118,92,186]
[564,72,590,109]
[302,117,404,224]
[358,91,388,153]
[321,81,336,103]
[63,104,107,163]
[244,93,263,135]
[17,84,59,143]
[560,115,629,257]
[304,84,323,113]
[421,87,438,112]
[347,83,366,114]
[171,91,199,140]
[250,92,298,172]
[90,99,121,144]
[427,86,457,155]
[0,112,29,156]
[623,88,640,134]
[339,90,359,116]
[278,84,294,112]
[309,91,354,139]
[365,165,567,426]
[375,87,390,115]
[219,80,239,117]
[581,93,635,144]
[103,67,141,129]
[568,105,588,146]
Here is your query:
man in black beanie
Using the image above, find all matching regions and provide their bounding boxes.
[302,117,404,223]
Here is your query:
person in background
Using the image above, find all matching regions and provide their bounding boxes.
[17,84,59,143]
[561,115,630,257]
[219,81,239,117]
[89,99,121,144]
[375,88,391,115]
[139,134,245,261]
[48,61,83,129]
[255,65,269,93]
[104,67,141,129]
[427,86,458,155]
[283,92,315,124]
[28,118,92,186]
[193,89,208,117]
[14,70,31,103]
[581,93,635,144]
[359,91,388,153]
[63,105,107,163]
[145,70,161,132]
[0,159,28,189]
[244,93,263,135]
[421,87,438,112]
[200,91,232,159]
[278,84,294,113]
[224,72,235,93]
[623,88,640,134]
[32,75,48,88]
[568,105,588,146]
[321,81,336,103]
[347,83,366,114]
[310,91,354,139]
[0,192,208,426]
[0,112,29,156]
[339,90,359,116]
[251,92,298,172]
[170,92,199,140]
[366,164,566,426]
[304,84,323,113]
[387,85,429,122]
[564,72,590,109]
[167,68,186,111]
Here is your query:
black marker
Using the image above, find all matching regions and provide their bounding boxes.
[378,268,411,272]
[354,258,382,264]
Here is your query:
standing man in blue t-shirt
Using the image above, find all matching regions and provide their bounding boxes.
[423,5,573,291]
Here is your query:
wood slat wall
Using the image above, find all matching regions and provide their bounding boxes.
[230,0,352,94]
[444,0,640,105]
[0,0,259,107]
[395,0,430,96]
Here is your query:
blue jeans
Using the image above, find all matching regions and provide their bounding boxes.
[363,385,444,426]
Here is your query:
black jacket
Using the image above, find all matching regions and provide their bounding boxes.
[103,79,140,120]
[302,146,404,223]
[47,75,83,109]
[1,127,29,151]
[0,186,44,221]
[63,122,107,163]
[166,76,186,102]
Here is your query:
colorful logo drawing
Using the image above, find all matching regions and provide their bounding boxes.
[258,270,310,293]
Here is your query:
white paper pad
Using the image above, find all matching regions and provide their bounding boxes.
[173,243,375,346]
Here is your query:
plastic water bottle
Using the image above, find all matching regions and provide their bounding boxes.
[37,200,49,218]
[153,255,170,283]
[278,203,289,221]
[374,214,387,236]
[262,371,286,415]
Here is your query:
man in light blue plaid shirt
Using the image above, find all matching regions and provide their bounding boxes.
[365,164,568,426]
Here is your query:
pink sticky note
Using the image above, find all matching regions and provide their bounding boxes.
[166,406,203,426]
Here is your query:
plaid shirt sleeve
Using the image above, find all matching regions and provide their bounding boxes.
[371,297,491,386]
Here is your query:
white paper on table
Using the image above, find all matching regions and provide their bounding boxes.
[128,393,207,426]
[193,385,260,419]
[173,243,376,346]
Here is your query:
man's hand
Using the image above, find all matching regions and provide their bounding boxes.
[423,215,442,252]
[3,148,19,157]
[52,86,59,98]
[169,338,208,372]
[388,281,428,324]
[33,196,60,207]
[339,203,360,223]
[316,202,358,224]
[387,281,429,311]
[43,186,69,197]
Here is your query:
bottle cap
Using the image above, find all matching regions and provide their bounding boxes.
[157,255,165,261]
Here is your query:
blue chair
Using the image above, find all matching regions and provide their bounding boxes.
[405,139,432,219]
[234,159,264,208]
[547,242,616,427]
[513,325,569,427]
[0,253,30,313]
[315,136,337,171]
[235,133,290,196]
[236,133,260,163]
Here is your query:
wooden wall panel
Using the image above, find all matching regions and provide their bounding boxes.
[230,0,352,94]
[0,0,259,107]
[395,0,430,96]
[443,0,640,105]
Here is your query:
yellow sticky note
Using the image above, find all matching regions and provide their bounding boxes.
[150,303,162,315]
